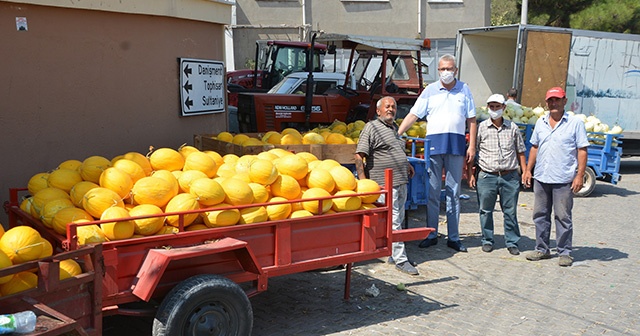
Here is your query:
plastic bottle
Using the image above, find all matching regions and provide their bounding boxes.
[0,310,37,334]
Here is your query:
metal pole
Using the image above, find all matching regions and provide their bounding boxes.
[520,0,528,25]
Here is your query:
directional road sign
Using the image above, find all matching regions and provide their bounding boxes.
[179,58,225,116]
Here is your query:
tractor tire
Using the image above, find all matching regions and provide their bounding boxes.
[152,274,253,336]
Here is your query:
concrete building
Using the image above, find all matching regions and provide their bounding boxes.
[230,0,490,71]
[0,0,232,224]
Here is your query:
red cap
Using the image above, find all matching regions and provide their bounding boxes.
[545,87,566,100]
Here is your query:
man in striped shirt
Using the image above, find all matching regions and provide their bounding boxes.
[397,54,477,253]
[467,94,526,255]
[355,96,418,275]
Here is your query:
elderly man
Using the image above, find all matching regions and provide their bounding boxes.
[397,54,476,253]
[355,96,418,275]
[468,94,526,255]
[522,87,589,267]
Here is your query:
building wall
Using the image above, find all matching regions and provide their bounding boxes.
[0,1,231,224]
[231,0,490,70]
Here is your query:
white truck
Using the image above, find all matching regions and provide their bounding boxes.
[455,24,640,156]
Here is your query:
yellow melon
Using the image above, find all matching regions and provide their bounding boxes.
[0,249,13,285]
[47,169,83,193]
[215,162,237,178]
[248,183,269,203]
[20,197,32,215]
[165,193,200,227]
[222,154,240,163]
[257,151,279,161]
[266,197,292,221]
[183,151,218,178]
[185,224,208,231]
[308,160,322,171]
[178,144,200,159]
[301,188,333,215]
[30,187,70,218]
[281,128,303,138]
[0,225,4,239]
[204,151,225,168]
[249,159,278,185]
[332,190,362,212]
[290,210,314,218]
[27,172,50,196]
[154,226,180,235]
[201,203,240,227]
[69,181,100,208]
[317,159,341,171]
[82,187,124,218]
[242,138,264,146]
[100,207,135,240]
[302,132,326,144]
[39,238,53,259]
[122,152,153,176]
[280,133,303,145]
[296,152,319,163]
[57,159,83,171]
[232,134,251,145]
[189,178,225,207]
[330,166,357,191]
[270,175,301,200]
[99,167,133,199]
[113,159,147,183]
[149,147,185,171]
[296,175,308,188]
[132,176,176,208]
[239,206,268,224]
[59,259,82,280]
[0,271,37,296]
[79,156,111,183]
[360,203,378,210]
[230,172,252,183]
[291,201,304,212]
[129,204,165,235]
[262,131,282,145]
[40,198,75,228]
[52,207,95,235]
[276,155,309,180]
[220,178,254,205]
[268,148,294,158]
[216,132,234,142]
[177,170,209,193]
[76,223,108,245]
[235,155,257,175]
[356,179,382,203]
[306,168,335,193]
[326,133,348,144]
[150,170,180,197]
[0,226,44,264]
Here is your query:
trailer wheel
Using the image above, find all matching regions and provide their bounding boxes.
[152,274,253,336]
[574,167,596,197]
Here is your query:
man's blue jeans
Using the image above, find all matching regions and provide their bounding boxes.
[475,170,522,247]
[427,154,464,241]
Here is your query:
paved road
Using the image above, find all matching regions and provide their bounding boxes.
[103,158,640,335]
[249,158,640,336]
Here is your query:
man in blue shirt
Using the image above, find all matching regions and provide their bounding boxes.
[397,54,477,253]
[522,87,589,267]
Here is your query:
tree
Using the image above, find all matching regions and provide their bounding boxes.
[520,0,597,27]
[570,0,640,34]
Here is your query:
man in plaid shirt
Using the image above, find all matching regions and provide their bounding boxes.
[467,94,527,255]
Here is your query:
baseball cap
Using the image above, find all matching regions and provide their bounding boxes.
[486,94,505,104]
[545,87,566,100]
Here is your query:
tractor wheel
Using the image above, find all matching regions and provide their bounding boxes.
[152,274,252,336]
[573,167,596,197]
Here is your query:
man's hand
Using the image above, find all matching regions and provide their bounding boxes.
[408,163,415,179]
[467,174,476,189]
[522,171,532,189]
[571,173,584,193]
[466,147,476,164]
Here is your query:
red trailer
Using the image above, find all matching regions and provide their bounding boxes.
[2,170,432,335]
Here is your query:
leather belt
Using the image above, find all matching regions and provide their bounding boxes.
[483,169,515,176]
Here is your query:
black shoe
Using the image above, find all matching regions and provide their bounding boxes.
[507,246,520,255]
[387,257,418,267]
[481,244,493,253]
[419,237,438,248]
[446,240,468,252]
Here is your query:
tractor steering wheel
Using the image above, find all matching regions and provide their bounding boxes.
[336,85,358,97]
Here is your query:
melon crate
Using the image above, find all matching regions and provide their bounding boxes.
[194,134,358,164]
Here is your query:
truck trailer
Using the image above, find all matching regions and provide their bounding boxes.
[456,24,640,155]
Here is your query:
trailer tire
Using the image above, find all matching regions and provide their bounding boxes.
[574,167,596,197]
[152,274,253,336]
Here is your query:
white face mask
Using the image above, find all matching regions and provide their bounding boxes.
[489,108,503,120]
[439,70,455,85]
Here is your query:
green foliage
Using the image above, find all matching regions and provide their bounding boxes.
[490,0,640,33]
